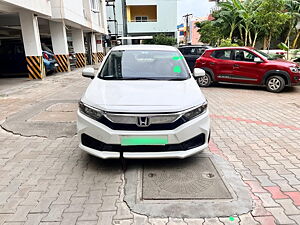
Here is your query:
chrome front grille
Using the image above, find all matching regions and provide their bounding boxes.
[104,113,181,125]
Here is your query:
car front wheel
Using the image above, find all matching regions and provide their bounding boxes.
[266,75,285,93]
[197,73,212,87]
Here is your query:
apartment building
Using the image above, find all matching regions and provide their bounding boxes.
[0,0,107,79]
[106,0,178,44]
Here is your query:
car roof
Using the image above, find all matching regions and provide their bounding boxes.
[111,45,177,51]
[209,47,254,51]
[178,45,211,48]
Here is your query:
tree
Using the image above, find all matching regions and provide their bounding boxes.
[255,0,290,49]
[284,0,300,47]
[196,20,223,46]
[217,0,242,40]
[144,34,176,46]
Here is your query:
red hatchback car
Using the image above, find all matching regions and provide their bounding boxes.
[194,47,300,93]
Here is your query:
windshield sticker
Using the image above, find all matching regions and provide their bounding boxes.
[173,66,181,73]
[172,56,184,61]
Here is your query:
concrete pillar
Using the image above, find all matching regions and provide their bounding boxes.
[91,33,98,64]
[96,34,105,63]
[72,29,86,68]
[19,11,45,79]
[49,21,70,72]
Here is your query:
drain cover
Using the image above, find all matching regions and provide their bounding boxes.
[142,157,232,200]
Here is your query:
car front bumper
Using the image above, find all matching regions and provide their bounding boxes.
[77,110,210,159]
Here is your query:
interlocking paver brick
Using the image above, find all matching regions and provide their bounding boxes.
[42,204,68,222]
[60,212,81,225]
[167,218,187,225]
[272,179,297,192]
[24,213,45,225]
[203,218,223,225]
[78,204,100,221]
[253,216,276,225]
[254,193,280,207]
[281,174,300,186]
[52,191,74,205]
[264,186,289,199]
[255,176,276,187]
[239,213,259,225]
[266,207,296,224]
[97,211,116,225]
[284,192,300,206]
[113,202,133,220]
[100,196,118,211]
[30,197,56,213]
[131,214,151,225]
[149,218,168,225]
[289,215,300,224]
[183,218,205,225]
[263,170,285,181]
[245,181,267,193]
[0,198,24,213]
[20,191,42,206]
[276,198,300,215]
[219,216,239,225]
[6,205,32,222]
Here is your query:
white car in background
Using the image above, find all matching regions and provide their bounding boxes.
[77,45,210,159]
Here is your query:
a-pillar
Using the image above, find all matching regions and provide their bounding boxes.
[49,21,70,72]
[72,29,86,68]
[91,33,98,64]
[96,34,105,63]
[19,11,45,79]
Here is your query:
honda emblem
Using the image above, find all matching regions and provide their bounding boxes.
[137,117,150,127]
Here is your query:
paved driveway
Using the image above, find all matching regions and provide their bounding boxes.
[0,71,299,225]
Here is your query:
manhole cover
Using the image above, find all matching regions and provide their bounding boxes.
[142,157,232,200]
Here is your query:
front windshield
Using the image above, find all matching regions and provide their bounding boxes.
[98,50,190,80]
[253,49,274,60]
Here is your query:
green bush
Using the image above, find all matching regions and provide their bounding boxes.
[219,38,239,47]
[144,34,177,46]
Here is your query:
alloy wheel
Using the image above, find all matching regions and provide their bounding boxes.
[268,78,281,91]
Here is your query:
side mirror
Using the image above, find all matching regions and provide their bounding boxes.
[254,57,263,63]
[82,68,95,79]
[193,68,206,78]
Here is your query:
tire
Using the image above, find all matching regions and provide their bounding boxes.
[266,75,285,93]
[196,73,212,87]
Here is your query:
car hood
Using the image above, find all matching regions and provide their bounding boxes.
[81,78,206,113]
[269,59,298,67]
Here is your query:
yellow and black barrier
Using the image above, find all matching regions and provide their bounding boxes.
[97,52,105,63]
[55,54,70,72]
[92,53,98,64]
[26,56,45,79]
[76,53,86,68]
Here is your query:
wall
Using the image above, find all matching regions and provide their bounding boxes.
[1,0,52,16]
[127,0,177,34]
[127,5,157,22]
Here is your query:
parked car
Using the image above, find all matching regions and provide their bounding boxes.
[42,51,58,74]
[194,47,300,93]
[0,41,58,76]
[77,45,210,159]
[178,45,211,71]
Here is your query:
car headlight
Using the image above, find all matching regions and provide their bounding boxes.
[183,103,208,120]
[79,101,103,120]
[290,67,299,73]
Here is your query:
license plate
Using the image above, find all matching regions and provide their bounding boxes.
[121,136,168,146]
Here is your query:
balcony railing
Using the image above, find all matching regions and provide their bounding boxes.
[128,19,157,22]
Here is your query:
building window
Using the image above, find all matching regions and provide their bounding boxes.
[135,16,148,22]
[90,0,99,11]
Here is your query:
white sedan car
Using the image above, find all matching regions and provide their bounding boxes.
[77,45,210,159]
